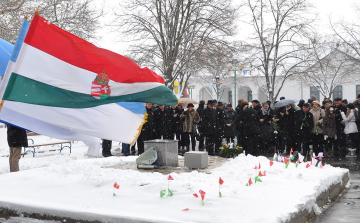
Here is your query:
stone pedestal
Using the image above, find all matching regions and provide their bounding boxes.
[144,139,178,167]
[184,151,208,169]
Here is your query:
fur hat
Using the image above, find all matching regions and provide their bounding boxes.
[187,103,194,108]
[348,103,355,109]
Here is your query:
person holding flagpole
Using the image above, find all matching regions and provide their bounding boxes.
[7,125,28,172]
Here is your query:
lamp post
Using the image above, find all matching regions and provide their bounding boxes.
[188,84,195,99]
[226,60,244,106]
[215,76,220,101]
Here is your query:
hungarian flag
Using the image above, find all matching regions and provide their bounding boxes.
[258,171,266,177]
[306,163,310,168]
[193,193,198,198]
[2,14,177,143]
[199,190,206,200]
[113,182,120,189]
[219,177,224,185]
[168,175,174,180]
[255,176,262,183]
[258,163,261,169]
[270,161,274,166]
[246,178,253,186]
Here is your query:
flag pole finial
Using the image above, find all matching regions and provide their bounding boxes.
[24,14,28,19]
[35,8,39,14]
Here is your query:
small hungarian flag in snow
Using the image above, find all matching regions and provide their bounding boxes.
[113,182,120,196]
[258,163,261,169]
[298,153,304,163]
[289,148,294,160]
[296,159,300,168]
[306,163,310,168]
[246,178,253,186]
[219,177,224,197]
[193,193,198,198]
[258,171,266,177]
[253,165,258,170]
[270,160,274,166]
[273,153,278,161]
[255,176,262,183]
[320,163,324,168]
[2,14,177,144]
[199,190,206,205]
[160,189,166,197]
[168,175,174,180]
[167,175,174,196]
[182,208,189,211]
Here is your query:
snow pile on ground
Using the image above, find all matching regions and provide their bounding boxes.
[0,133,349,223]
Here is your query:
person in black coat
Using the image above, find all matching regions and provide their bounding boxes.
[7,125,28,172]
[215,102,225,153]
[333,98,347,156]
[235,99,246,148]
[196,100,206,151]
[154,105,172,139]
[240,102,260,156]
[131,103,156,155]
[282,104,296,153]
[252,100,262,112]
[258,102,273,154]
[224,104,237,144]
[294,103,314,161]
[170,105,183,148]
[202,100,217,155]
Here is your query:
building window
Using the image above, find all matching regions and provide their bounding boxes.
[310,86,320,101]
[247,90,252,102]
[333,85,343,99]
[356,85,360,98]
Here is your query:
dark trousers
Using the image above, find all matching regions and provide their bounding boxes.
[215,129,223,151]
[346,133,358,149]
[183,132,196,151]
[277,132,286,152]
[325,137,335,153]
[312,133,324,154]
[132,130,153,155]
[198,132,205,151]
[205,134,215,155]
[237,128,246,149]
[296,133,310,160]
[102,139,112,155]
[334,131,346,155]
[245,134,259,156]
[286,133,296,152]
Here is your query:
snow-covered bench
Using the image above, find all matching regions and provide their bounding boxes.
[22,140,72,157]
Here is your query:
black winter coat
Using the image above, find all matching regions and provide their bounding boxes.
[142,107,155,135]
[241,107,260,137]
[196,105,205,133]
[334,104,347,132]
[258,108,273,140]
[154,108,172,135]
[224,110,237,137]
[202,107,217,135]
[170,107,182,134]
[294,110,314,136]
[281,107,296,135]
[7,125,28,147]
[216,107,225,131]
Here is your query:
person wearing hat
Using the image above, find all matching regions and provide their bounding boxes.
[202,100,217,155]
[170,104,183,151]
[333,98,347,156]
[196,100,206,151]
[310,101,325,155]
[239,101,260,156]
[215,102,225,153]
[251,100,261,112]
[294,103,314,161]
[224,104,237,144]
[180,103,200,154]
[340,103,359,154]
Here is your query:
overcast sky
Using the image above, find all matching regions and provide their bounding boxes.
[94,0,359,54]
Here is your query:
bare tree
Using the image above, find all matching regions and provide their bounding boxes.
[299,37,360,99]
[113,0,239,90]
[331,3,360,60]
[241,0,315,102]
[0,0,103,43]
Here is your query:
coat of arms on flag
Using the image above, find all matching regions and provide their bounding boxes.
[91,71,111,99]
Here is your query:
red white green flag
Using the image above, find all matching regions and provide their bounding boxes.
[2,14,177,144]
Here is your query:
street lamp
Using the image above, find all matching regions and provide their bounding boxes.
[226,59,244,106]
[187,84,195,99]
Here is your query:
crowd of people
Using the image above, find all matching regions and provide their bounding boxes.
[119,94,360,162]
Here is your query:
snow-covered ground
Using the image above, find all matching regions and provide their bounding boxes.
[0,127,349,223]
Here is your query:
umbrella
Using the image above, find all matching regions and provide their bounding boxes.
[178,98,198,105]
[273,99,297,108]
